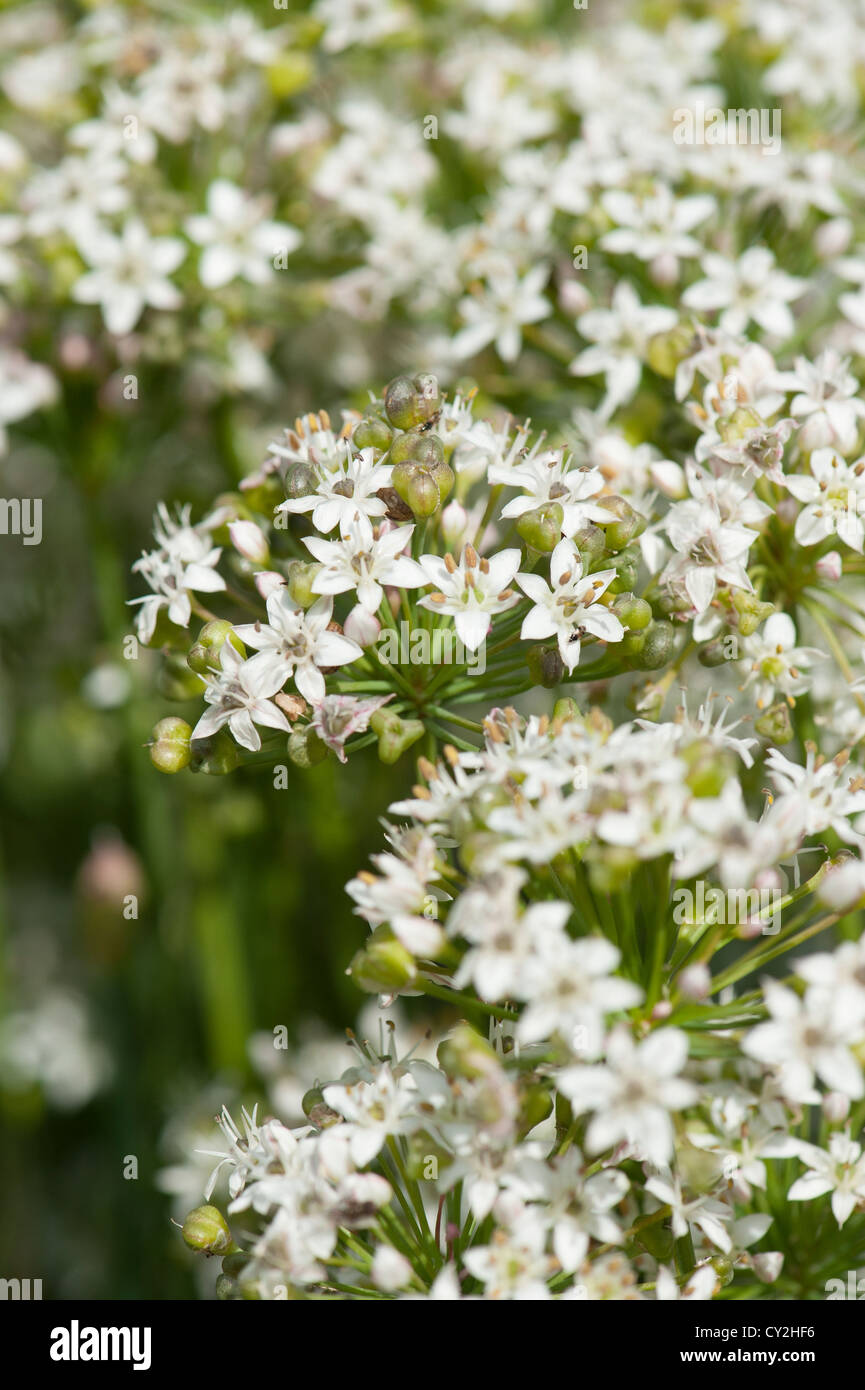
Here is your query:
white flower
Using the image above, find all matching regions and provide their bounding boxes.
[130,504,226,643]
[493,451,613,536]
[787,1132,865,1227]
[600,185,715,280]
[570,282,677,416]
[517,934,643,1052]
[186,179,300,288]
[743,979,865,1104]
[452,264,551,363]
[645,1169,733,1252]
[462,1210,554,1300]
[306,513,426,613]
[784,448,865,552]
[517,539,623,671]
[309,694,393,764]
[418,544,521,651]
[73,218,185,335]
[277,448,393,534]
[234,590,362,705]
[739,613,823,708]
[683,247,805,339]
[655,1264,718,1301]
[662,494,757,613]
[774,349,865,454]
[0,346,57,453]
[323,1064,415,1166]
[559,1027,697,1166]
[191,641,292,753]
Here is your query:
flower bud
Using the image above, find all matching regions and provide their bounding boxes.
[150,716,192,773]
[287,726,328,768]
[229,519,269,565]
[157,652,206,700]
[255,571,286,600]
[815,217,852,260]
[370,709,425,763]
[822,1091,851,1124]
[516,502,564,552]
[182,1204,233,1255]
[678,963,711,1000]
[440,499,468,547]
[287,560,321,608]
[384,373,441,430]
[526,643,565,688]
[344,604,381,647]
[816,550,842,582]
[349,926,417,992]
[188,620,245,676]
[754,701,793,744]
[752,1252,784,1285]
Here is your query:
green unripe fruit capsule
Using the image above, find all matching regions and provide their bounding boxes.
[632,619,675,669]
[622,629,647,658]
[287,560,321,608]
[526,643,565,688]
[571,522,605,560]
[732,591,774,637]
[553,697,581,723]
[182,1204,233,1255]
[599,496,645,551]
[646,322,695,379]
[437,1023,497,1080]
[150,716,192,773]
[353,416,393,451]
[517,502,564,552]
[384,373,441,430]
[349,927,417,992]
[517,1081,554,1139]
[221,1253,248,1279]
[188,620,245,675]
[607,546,640,594]
[284,462,317,500]
[370,710,426,763]
[189,730,240,775]
[755,701,794,744]
[613,594,652,630]
[698,639,733,668]
[287,727,328,768]
[391,463,440,518]
[215,1274,238,1300]
[157,652,206,701]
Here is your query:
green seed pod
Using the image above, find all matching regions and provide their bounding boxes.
[215,1274,239,1300]
[221,1253,249,1279]
[188,620,246,676]
[630,619,675,669]
[732,591,774,637]
[437,1023,497,1080]
[189,730,241,775]
[284,462,317,500]
[157,651,206,701]
[384,373,441,430]
[287,560,321,608]
[717,406,762,445]
[646,322,696,379]
[526,643,565,688]
[287,726,328,768]
[607,546,640,594]
[370,709,426,763]
[182,1205,233,1255]
[755,701,794,744]
[516,502,564,552]
[391,463,439,518]
[571,522,605,562]
[353,415,393,452]
[612,593,652,630]
[517,1080,554,1139]
[697,638,733,668]
[553,696,581,723]
[349,926,417,992]
[301,1085,341,1128]
[599,496,645,551]
[150,716,192,773]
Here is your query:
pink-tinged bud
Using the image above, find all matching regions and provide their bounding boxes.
[254,571,285,600]
[815,217,853,260]
[823,1091,851,1124]
[752,1252,784,1285]
[558,280,591,316]
[344,605,381,648]
[651,1001,673,1021]
[440,499,468,547]
[816,550,842,582]
[649,251,679,287]
[229,519,269,564]
[775,497,798,526]
[678,963,711,1000]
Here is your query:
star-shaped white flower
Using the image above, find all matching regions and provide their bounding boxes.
[191,641,292,753]
[73,218,185,335]
[305,513,425,613]
[516,539,623,671]
[417,544,521,651]
[234,590,362,704]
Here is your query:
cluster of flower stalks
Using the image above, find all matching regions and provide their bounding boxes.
[137,351,865,1299]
